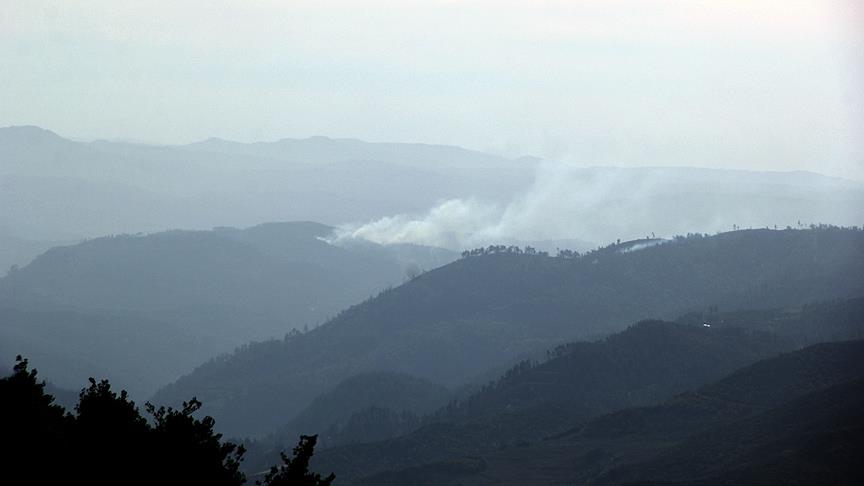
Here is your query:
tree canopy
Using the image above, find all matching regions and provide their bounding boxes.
[0,356,334,485]
[258,435,335,486]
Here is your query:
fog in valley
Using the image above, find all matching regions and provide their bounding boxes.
[2,1,863,485]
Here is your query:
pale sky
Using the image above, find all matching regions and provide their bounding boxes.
[2,0,862,179]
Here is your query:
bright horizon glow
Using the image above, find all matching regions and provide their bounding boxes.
[1,0,862,179]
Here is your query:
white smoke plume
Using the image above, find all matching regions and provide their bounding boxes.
[333,161,864,251]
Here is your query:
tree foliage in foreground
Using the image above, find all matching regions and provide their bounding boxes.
[0,356,334,485]
[258,434,335,486]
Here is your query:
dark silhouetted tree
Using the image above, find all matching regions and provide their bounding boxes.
[145,398,246,485]
[0,357,247,485]
[258,435,335,486]
[0,356,72,483]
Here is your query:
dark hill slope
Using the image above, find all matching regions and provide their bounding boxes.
[674,295,864,346]
[278,372,449,442]
[254,297,864,473]
[595,376,864,486]
[574,339,864,441]
[448,321,789,421]
[255,372,450,456]
[306,321,789,482]
[351,339,864,486]
[247,317,798,473]
[154,227,864,437]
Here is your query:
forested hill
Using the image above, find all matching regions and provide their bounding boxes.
[262,372,451,453]
[0,221,453,331]
[154,227,864,437]
[268,321,789,479]
[0,223,452,320]
[301,298,864,483]
[0,221,454,397]
[341,339,864,486]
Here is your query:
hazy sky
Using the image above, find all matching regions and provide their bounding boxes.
[2,1,862,179]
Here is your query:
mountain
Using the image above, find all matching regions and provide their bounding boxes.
[0,222,453,328]
[573,339,864,443]
[3,125,863,264]
[586,341,864,486]
[0,229,68,276]
[602,378,864,486]
[336,338,864,486]
[179,135,529,171]
[303,299,864,484]
[257,372,450,454]
[0,222,456,397]
[674,296,864,347]
[0,125,107,178]
[0,126,535,250]
[154,227,864,437]
[281,321,791,480]
[0,306,211,398]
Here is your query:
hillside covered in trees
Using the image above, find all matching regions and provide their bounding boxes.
[154,227,864,437]
[246,371,453,463]
[0,221,454,397]
[440,340,864,486]
[294,297,863,483]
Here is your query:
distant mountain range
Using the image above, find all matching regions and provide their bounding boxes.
[0,125,534,268]
[3,125,863,270]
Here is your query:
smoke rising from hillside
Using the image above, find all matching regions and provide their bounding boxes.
[335,162,864,250]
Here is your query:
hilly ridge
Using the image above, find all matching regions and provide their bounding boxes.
[0,222,455,397]
[3,125,863,270]
[259,372,452,454]
[338,337,864,485]
[0,125,534,264]
[302,320,793,482]
[155,227,864,437]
